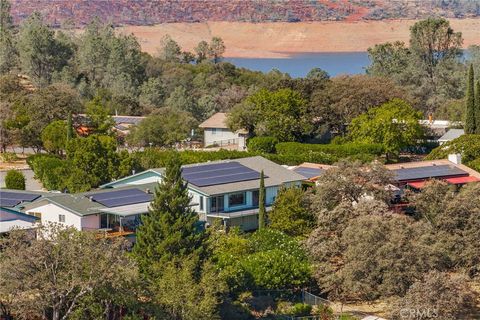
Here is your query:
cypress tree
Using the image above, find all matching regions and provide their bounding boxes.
[476,80,480,134]
[133,152,204,278]
[258,170,266,229]
[465,64,476,134]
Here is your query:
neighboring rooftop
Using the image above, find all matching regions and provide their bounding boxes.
[437,128,465,143]
[292,162,334,181]
[199,113,229,129]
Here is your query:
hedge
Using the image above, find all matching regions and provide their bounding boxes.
[247,136,279,153]
[275,142,384,157]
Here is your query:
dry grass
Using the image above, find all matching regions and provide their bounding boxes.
[117,19,480,58]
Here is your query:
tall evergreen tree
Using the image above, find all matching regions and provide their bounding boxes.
[476,80,480,134]
[258,170,266,229]
[0,0,16,74]
[465,64,476,134]
[133,152,204,278]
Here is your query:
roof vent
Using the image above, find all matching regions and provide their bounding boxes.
[88,196,94,202]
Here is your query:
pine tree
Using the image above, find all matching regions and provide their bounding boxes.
[0,0,17,74]
[258,170,266,229]
[475,80,480,134]
[465,64,476,134]
[133,152,204,277]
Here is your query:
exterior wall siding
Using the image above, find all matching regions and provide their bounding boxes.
[26,203,83,230]
[204,128,239,147]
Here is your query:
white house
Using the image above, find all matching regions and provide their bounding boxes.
[102,156,305,231]
[199,113,248,150]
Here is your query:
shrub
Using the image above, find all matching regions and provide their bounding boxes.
[426,134,480,163]
[247,136,279,153]
[5,170,26,190]
[291,303,312,316]
[0,152,19,162]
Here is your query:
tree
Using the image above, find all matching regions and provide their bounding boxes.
[158,34,181,62]
[348,99,424,160]
[85,96,115,135]
[426,134,480,165]
[0,0,16,74]
[228,88,312,142]
[41,120,67,155]
[391,271,478,320]
[366,18,464,113]
[258,170,266,229]
[269,187,315,237]
[152,256,226,320]
[310,75,412,134]
[209,37,225,63]
[412,180,454,226]
[127,108,196,148]
[17,12,72,86]
[4,169,25,190]
[308,211,442,301]
[133,152,204,276]
[409,18,462,81]
[165,86,199,118]
[310,160,394,211]
[465,64,476,134]
[476,80,480,134]
[139,77,165,108]
[195,40,209,63]
[306,68,329,81]
[0,224,137,320]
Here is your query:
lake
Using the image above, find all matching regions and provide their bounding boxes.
[225,52,370,78]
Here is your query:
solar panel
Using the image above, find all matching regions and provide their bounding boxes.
[394,165,468,181]
[87,189,147,202]
[0,191,41,202]
[97,194,152,208]
[293,167,324,179]
[0,198,21,207]
[86,189,153,208]
[182,161,263,187]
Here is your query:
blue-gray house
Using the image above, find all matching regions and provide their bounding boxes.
[101,156,305,231]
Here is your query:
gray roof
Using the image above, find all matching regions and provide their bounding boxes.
[22,183,159,217]
[438,129,464,142]
[181,156,305,195]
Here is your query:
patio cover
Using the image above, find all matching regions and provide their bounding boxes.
[99,202,150,216]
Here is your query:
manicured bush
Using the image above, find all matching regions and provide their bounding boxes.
[5,170,26,190]
[247,136,279,153]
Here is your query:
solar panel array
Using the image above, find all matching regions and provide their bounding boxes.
[87,189,152,208]
[393,165,468,181]
[293,167,324,179]
[182,162,263,187]
[0,191,41,207]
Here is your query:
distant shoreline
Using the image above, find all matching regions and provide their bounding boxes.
[117,19,480,59]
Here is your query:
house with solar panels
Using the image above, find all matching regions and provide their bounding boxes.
[0,190,48,233]
[101,156,305,231]
[17,184,156,238]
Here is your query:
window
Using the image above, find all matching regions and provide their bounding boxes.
[199,196,204,211]
[228,192,246,207]
[59,214,65,223]
[211,128,217,135]
[29,212,42,219]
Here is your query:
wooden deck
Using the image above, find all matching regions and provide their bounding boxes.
[95,230,135,239]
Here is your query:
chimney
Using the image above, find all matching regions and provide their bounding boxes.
[448,153,462,165]
[428,113,433,124]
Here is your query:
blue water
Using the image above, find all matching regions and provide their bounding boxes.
[225,52,370,78]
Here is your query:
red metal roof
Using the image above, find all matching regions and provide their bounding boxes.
[444,176,480,184]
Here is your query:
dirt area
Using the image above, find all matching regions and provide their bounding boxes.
[117,19,480,58]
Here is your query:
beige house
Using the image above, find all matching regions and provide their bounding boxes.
[199,113,248,150]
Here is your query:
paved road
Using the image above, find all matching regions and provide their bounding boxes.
[0,169,44,191]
